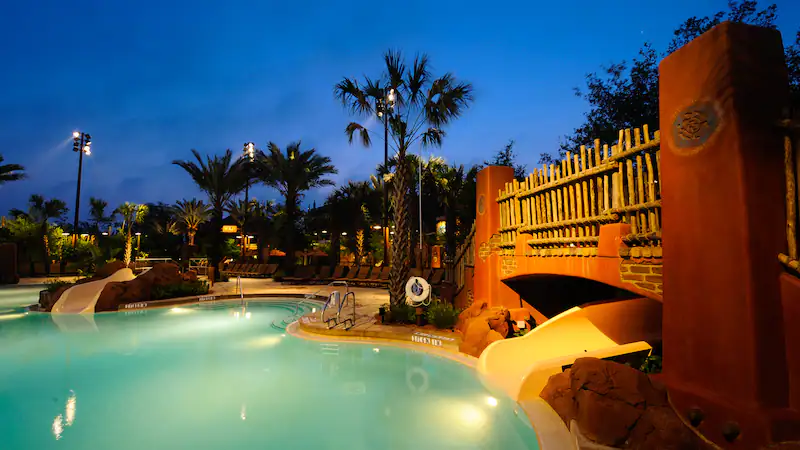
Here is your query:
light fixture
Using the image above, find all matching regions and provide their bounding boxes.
[372,225,382,230]
[390,231,395,235]
[62,232,70,236]
[72,131,80,138]
[102,232,108,236]
[321,230,327,234]
[341,232,347,236]
[80,233,88,237]
[135,232,141,236]
[313,232,318,235]
[487,396,498,407]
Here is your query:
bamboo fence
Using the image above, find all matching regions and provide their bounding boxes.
[780,108,800,272]
[451,222,476,294]
[497,125,662,257]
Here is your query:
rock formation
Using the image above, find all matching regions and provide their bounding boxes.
[456,300,534,357]
[540,357,705,449]
[94,263,186,312]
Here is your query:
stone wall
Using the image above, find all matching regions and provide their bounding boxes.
[619,257,663,298]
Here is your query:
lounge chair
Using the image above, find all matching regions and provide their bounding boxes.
[264,264,279,277]
[336,266,357,281]
[329,265,348,281]
[315,266,332,283]
[370,266,391,287]
[345,266,371,284]
[284,266,316,284]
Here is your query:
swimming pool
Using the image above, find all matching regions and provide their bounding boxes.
[0,296,539,449]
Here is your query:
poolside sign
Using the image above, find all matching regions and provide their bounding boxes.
[222,225,238,233]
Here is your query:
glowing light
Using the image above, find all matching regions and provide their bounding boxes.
[459,404,486,427]
[0,313,26,321]
[135,232,141,236]
[321,230,327,234]
[62,232,70,236]
[373,348,380,353]
[390,231,395,235]
[80,234,88,237]
[52,415,64,440]
[341,232,347,236]
[240,404,247,421]
[83,145,91,153]
[169,307,189,314]
[101,232,108,236]
[72,131,80,138]
[247,335,282,348]
[281,334,286,337]
[372,225,382,230]
[245,312,252,319]
[486,396,498,407]
[311,307,316,313]
[65,391,76,426]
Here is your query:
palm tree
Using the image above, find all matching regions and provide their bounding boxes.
[173,150,248,279]
[254,142,337,271]
[331,181,381,264]
[335,50,473,304]
[10,195,68,273]
[226,198,259,261]
[431,164,479,265]
[88,197,115,235]
[249,200,278,262]
[0,155,25,185]
[115,202,148,265]
[173,199,211,246]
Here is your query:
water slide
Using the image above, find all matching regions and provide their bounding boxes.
[51,268,136,314]
[477,297,661,403]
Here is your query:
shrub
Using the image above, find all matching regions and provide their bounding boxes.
[639,354,663,374]
[151,280,209,300]
[387,303,416,324]
[44,279,73,293]
[425,301,461,329]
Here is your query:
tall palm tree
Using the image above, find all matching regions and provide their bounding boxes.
[10,194,68,273]
[254,142,337,271]
[115,202,148,265]
[431,164,480,264]
[331,181,381,264]
[226,198,258,261]
[88,197,114,235]
[173,198,211,246]
[173,150,248,279]
[335,50,473,304]
[249,200,278,261]
[0,155,25,185]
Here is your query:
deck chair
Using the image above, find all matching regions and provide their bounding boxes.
[345,266,371,284]
[264,264,278,277]
[316,266,332,282]
[330,265,348,280]
[373,266,391,287]
[284,266,315,284]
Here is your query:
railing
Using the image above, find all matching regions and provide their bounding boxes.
[188,258,208,275]
[337,291,356,330]
[780,106,800,272]
[451,222,475,294]
[133,257,174,272]
[497,125,662,257]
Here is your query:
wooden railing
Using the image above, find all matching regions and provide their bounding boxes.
[497,125,662,256]
[451,222,475,294]
[780,107,800,272]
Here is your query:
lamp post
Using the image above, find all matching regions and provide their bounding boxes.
[376,87,396,265]
[71,131,91,246]
[242,143,255,262]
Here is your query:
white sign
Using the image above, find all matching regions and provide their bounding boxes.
[198,295,217,302]
[411,335,443,347]
[122,302,147,309]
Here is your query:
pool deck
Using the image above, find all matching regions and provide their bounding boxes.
[210,278,464,354]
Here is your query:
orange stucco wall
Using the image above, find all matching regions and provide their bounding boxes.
[473,166,518,309]
[659,22,797,447]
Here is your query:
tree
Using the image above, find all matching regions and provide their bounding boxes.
[173,198,211,246]
[254,142,336,271]
[173,150,248,280]
[88,197,114,235]
[249,200,278,262]
[330,181,381,264]
[484,140,527,180]
[335,50,474,305]
[115,202,148,265]
[555,0,796,160]
[10,194,68,273]
[0,155,25,185]
[431,163,480,262]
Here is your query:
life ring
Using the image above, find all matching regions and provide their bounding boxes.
[405,277,431,307]
[406,367,429,394]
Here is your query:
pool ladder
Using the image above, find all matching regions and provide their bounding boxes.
[237,276,244,305]
[320,290,356,330]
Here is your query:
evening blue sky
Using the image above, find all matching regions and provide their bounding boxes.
[1,0,798,218]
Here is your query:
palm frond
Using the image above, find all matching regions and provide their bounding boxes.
[421,128,446,147]
[345,122,372,147]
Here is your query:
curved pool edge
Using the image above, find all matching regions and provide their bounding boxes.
[287,322,576,450]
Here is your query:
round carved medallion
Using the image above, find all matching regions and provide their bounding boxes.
[671,101,721,155]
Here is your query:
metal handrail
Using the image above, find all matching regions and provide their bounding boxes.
[336,291,356,330]
[237,276,244,304]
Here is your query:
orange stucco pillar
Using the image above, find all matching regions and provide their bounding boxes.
[660,22,798,447]
[474,166,517,308]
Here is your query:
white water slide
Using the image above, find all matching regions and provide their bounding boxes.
[51,268,136,314]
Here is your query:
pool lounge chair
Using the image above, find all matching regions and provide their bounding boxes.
[314,266,332,283]
[328,265,348,281]
[369,266,391,287]
[345,266,371,285]
[263,264,279,278]
[283,266,316,284]
[335,266,357,281]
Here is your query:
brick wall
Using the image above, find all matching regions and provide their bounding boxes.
[619,258,663,297]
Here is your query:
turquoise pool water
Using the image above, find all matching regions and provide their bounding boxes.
[0,293,539,449]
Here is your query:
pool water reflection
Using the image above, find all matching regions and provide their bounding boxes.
[0,300,539,449]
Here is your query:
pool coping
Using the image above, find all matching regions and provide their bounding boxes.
[114,293,328,311]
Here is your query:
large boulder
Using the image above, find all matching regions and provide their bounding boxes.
[457,305,515,357]
[94,263,183,312]
[540,358,702,449]
[43,260,132,311]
